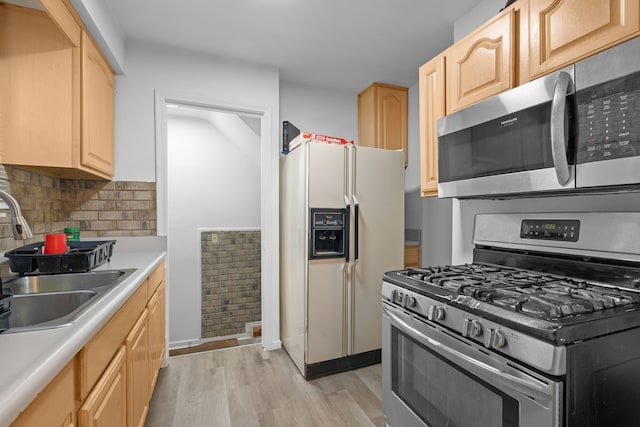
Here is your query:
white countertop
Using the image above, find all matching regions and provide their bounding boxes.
[0,250,166,426]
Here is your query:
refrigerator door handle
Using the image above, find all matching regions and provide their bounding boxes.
[344,146,350,204]
[342,261,349,357]
[353,200,360,262]
[344,205,351,262]
[351,145,357,203]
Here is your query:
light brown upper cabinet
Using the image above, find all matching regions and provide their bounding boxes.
[0,0,115,180]
[529,0,640,78]
[358,83,408,165]
[418,56,445,197]
[81,31,115,177]
[416,0,524,198]
[445,10,515,114]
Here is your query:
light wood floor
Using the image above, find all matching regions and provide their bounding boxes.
[145,344,384,427]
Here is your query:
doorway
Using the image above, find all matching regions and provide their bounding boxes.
[154,93,278,350]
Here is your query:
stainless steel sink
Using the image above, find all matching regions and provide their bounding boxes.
[9,291,97,330]
[3,270,130,295]
[2,269,136,333]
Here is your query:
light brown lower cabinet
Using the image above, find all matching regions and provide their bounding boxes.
[404,245,421,269]
[9,261,166,427]
[126,310,149,427]
[148,281,166,394]
[78,346,127,427]
[9,361,75,427]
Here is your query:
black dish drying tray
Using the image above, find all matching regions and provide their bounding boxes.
[4,240,116,275]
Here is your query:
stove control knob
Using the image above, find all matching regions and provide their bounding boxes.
[427,305,445,322]
[484,329,506,349]
[391,290,404,305]
[405,296,417,308]
[462,318,483,338]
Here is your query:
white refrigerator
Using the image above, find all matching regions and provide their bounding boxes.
[280,140,404,378]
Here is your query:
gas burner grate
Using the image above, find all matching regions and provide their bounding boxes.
[400,263,640,321]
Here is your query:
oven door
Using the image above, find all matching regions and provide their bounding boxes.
[382,302,562,427]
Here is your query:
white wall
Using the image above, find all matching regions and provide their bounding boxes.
[167,112,260,344]
[115,40,281,349]
[280,82,357,143]
[114,40,279,182]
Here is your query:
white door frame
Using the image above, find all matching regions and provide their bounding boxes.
[154,91,281,350]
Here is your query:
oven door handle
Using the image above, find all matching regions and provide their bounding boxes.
[384,305,555,403]
[550,71,572,186]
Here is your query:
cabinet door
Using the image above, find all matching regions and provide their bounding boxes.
[358,83,408,165]
[404,245,420,269]
[10,361,75,427]
[126,310,149,427]
[446,10,515,114]
[148,281,166,394]
[81,31,115,177]
[79,346,127,427]
[0,3,80,170]
[419,56,445,197]
[529,0,640,78]
[377,85,408,163]
[358,85,377,148]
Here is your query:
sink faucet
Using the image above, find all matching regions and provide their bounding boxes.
[0,189,33,240]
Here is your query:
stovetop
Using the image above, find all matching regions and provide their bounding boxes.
[402,263,640,321]
[384,257,640,346]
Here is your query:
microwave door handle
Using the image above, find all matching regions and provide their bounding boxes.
[384,305,554,404]
[550,71,572,185]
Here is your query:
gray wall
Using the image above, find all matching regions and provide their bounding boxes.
[405,83,422,232]
[279,82,358,143]
[405,83,453,266]
[454,0,507,42]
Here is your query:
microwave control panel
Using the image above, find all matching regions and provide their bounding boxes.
[577,71,640,163]
[520,219,580,242]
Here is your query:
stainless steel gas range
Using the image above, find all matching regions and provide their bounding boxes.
[382,212,640,427]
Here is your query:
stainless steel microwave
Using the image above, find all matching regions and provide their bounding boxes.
[437,36,640,198]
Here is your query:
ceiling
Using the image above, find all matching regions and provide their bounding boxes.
[104,0,485,93]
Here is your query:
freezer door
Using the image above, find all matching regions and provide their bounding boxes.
[308,143,349,208]
[306,142,350,365]
[349,146,404,355]
[307,259,346,364]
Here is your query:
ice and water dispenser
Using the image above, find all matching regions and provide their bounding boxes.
[309,208,346,259]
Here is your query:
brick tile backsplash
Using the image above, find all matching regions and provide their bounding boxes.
[0,166,157,253]
[201,230,261,338]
